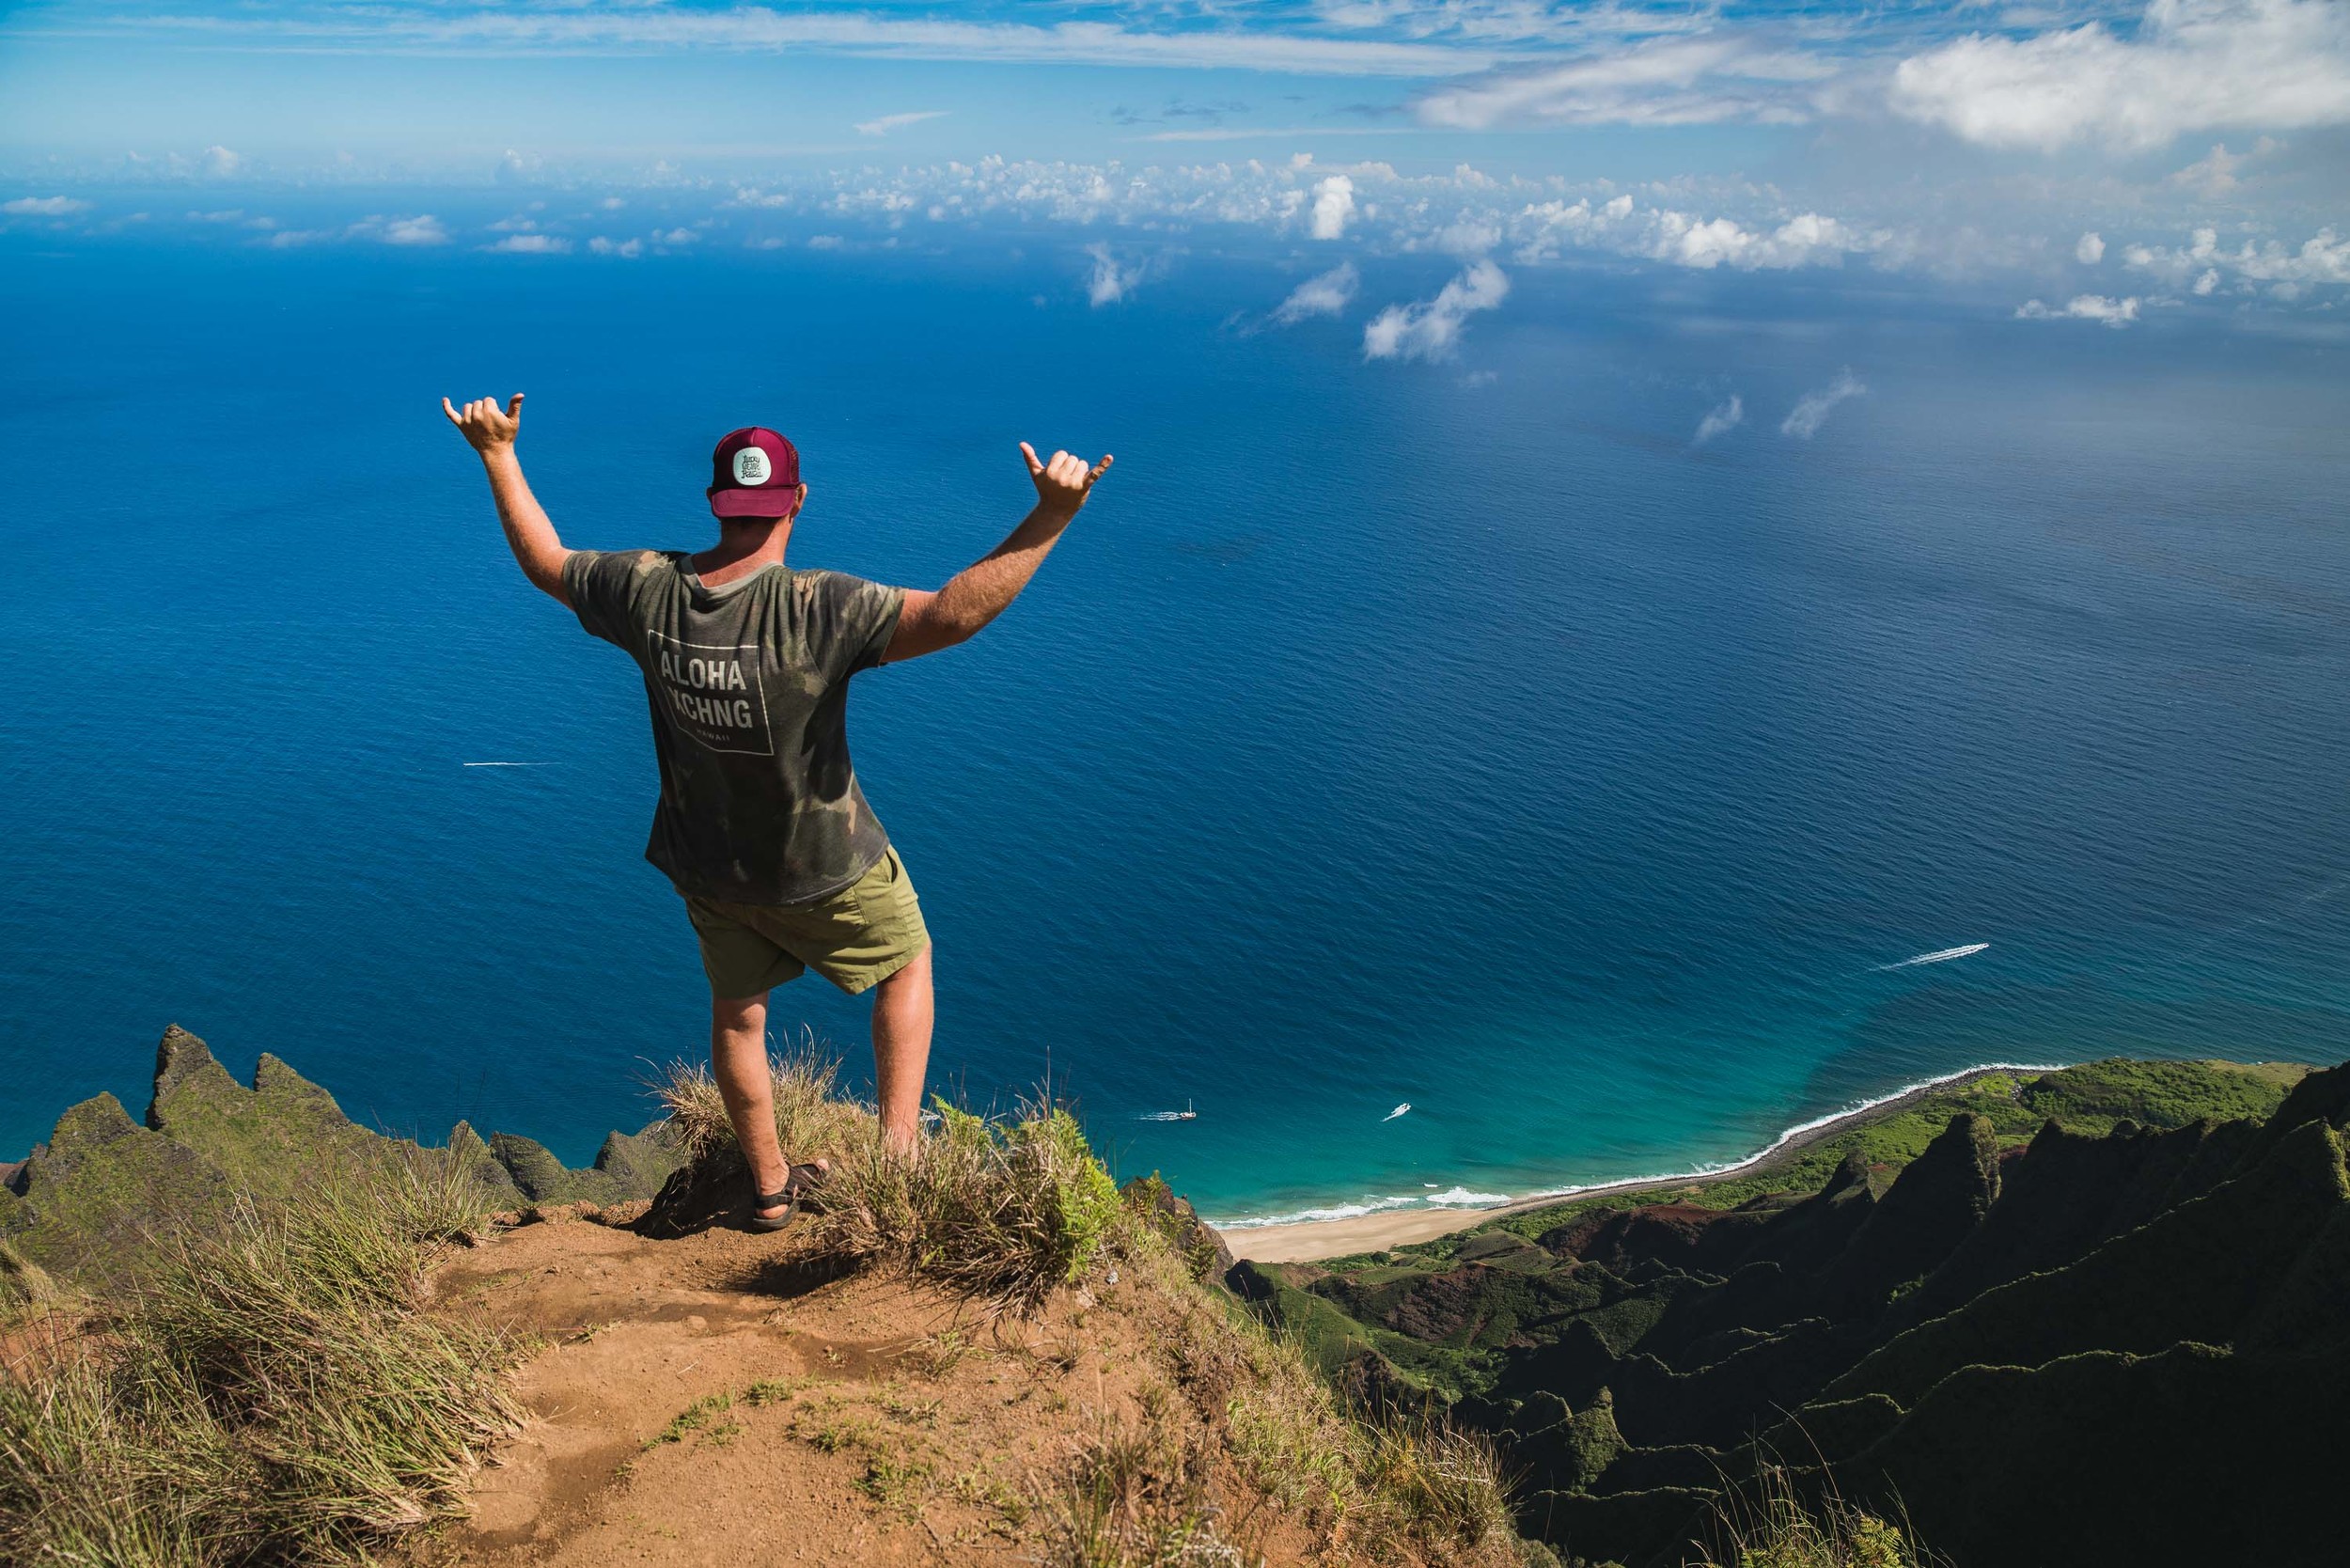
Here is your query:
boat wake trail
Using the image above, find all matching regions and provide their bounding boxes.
[1381,1104,1411,1122]
[1874,942,1988,971]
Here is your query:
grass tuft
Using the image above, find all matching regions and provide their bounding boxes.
[0,1149,520,1567]
[1693,1459,1941,1568]
[1037,1409,1244,1568]
[658,1050,1122,1314]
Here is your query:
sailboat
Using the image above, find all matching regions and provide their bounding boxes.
[1139,1100,1198,1122]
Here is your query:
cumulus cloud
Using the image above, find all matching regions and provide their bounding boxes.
[2016,293,2141,325]
[1647,209,1862,270]
[1417,36,1839,130]
[2076,231,2106,264]
[1890,0,2350,152]
[1308,174,1355,240]
[1780,369,1866,438]
[855,110,948,136]
[1693,395,1744,446]
[375,214,448,245]
[485,233,572,254]
[2123,223,2350,296]
[588,235,643,257]
[1362,259,1509,362]
[1513,194,1874,271]
[3,196,91,215]
[1271,261,1360,323]
[200,145,242,177]
[2170,136,2279,197]
[1085,242,1148,306]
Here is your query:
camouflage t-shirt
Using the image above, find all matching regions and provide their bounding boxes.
[562,550,905,905]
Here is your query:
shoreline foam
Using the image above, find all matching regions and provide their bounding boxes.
[1213,1060,2061,1262]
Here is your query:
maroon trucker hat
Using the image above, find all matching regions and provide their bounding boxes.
[707,427,802,519]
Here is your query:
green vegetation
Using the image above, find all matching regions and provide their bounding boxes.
[2,1026,680,1296]
[660,1050,1122,1311]
[1037,1410,1242,1568]
[0,1150,518,1567]
[1418,1058,2308,1261]
[1242,1058,2350,1567]
[1687,1462,1940,1568]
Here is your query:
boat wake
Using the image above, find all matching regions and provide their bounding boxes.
[1875,941,1988,970]
[1381,1103,1411,1122]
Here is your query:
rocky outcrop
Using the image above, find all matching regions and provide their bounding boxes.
[3,1026,682,1292]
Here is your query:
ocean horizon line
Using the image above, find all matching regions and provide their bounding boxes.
[1202,1059,2067,1231]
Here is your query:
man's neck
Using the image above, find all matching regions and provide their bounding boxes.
[691,519,793,585]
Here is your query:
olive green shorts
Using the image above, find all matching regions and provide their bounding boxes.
[682,846,930,999]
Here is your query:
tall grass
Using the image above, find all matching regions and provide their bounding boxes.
[657,1049,1121,1313]
[0,1150,521,1567]
[1118,1221,1528,1568]
[1691,1459,1941,1568]
[1037,1410,1245,1568]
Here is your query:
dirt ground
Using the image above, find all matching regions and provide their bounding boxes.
[403,1213,1315,1568]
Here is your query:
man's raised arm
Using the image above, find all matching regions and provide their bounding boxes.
[442,392,572,605]
[885,442,1113,663]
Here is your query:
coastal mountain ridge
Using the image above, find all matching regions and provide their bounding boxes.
[4,1035,2340,1568]
[0,1026,682,1293]
[1231,1057,2346,1566]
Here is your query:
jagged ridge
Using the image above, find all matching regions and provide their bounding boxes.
[0,1025,682,1294]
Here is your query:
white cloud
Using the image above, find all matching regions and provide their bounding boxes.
[376,214,448,245]
[807,234,847,249]
[200,145,242,177]
[1272,261,1360,323]
[855,110,948,137]
[486,233,572,254]
[1308,174,1355,240]
[2076,230,2106,264]
[1780,369,1866,438]
[2170,136,2278,197]
[588,235,643,258]
[4,196,91,215]
[496,149,543,183]
[1646,209,1863,270]
[1416,36,1840,130]
[1693,394,1744,446]
[652,227,700,244]
[1362,258,1509,362]
[1085,242,1148,306]
[2123,223,2350,295]
[2015,293,2141,325]
[1890,0,2350,152]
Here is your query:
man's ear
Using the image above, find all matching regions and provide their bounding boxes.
[790,483,809,522]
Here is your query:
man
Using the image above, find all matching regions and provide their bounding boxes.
[442,392,1111,1229]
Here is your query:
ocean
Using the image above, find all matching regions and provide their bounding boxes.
[5,224,2348,1225]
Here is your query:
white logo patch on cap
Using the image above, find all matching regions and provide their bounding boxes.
[732,447,771,486]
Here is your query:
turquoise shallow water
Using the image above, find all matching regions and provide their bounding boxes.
[4,230,2348,1222]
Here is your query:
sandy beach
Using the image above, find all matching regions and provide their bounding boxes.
[1215,1064,2035,1262]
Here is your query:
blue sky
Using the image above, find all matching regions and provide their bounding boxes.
[3,0,2347,332]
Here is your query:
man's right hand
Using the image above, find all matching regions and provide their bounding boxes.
[1020,442,1113,518]
[443,393,525,457]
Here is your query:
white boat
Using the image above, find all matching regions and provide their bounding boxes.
[1382,1103,1411,1122]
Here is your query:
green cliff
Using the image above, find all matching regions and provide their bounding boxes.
[1233,1058,2342,1568]
[0,1025,683,1291]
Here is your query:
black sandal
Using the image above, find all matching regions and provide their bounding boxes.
[747,1162,830,1233]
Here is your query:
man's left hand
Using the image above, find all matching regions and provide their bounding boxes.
[443,393,525,456]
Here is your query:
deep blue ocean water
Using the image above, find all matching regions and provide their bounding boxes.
[5,227,2348,1223]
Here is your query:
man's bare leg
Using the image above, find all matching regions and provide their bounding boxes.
[872,944,934,1155]
[710,992,797,1222]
